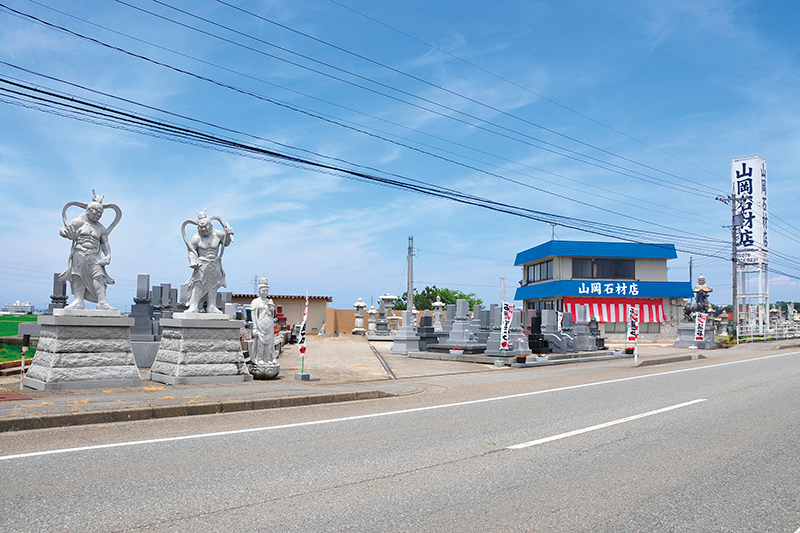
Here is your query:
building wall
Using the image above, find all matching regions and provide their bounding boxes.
[324,308,358,335]
[635,258,668,282]
[232,295,330,335]
[521,256,668,284]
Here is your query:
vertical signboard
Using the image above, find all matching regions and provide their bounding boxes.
[732,155,768,264]
[500,303,514,350]
[626,305,639,345]
[694,313,708,342]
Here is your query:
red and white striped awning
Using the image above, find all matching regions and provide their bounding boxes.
[563,297,665,323]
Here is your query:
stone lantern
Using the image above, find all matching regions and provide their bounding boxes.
[352,297,367,335]
[432,295,446,332]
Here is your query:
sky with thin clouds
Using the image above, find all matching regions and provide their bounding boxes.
[1,0,799,312]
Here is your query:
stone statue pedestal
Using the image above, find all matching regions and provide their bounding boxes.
[673,321,718,349]
[147,313,252,385]
[23,309,145,391]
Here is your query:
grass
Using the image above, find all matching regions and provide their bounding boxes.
[0,315,39,363]
[0,344,36,363]
[0,314,38,337]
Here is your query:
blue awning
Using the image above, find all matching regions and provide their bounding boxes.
[514,280,693,301]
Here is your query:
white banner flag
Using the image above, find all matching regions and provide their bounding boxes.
[626,305,639,345]
[299,293,309,355]
[694,313,707,341]
[500,303,514,350]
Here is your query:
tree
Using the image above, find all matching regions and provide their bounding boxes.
[393,285,483,311]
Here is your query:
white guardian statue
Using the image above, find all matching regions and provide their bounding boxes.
[181,209,234,314]
[58,190,121,311]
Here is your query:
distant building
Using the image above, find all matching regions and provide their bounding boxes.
[2,300,35,314]
[513,241,693,342]
[231,293,332,335]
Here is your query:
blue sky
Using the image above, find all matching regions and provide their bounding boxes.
[1,0,799,312]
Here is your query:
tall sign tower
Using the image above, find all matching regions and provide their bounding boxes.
[732,155,768,335]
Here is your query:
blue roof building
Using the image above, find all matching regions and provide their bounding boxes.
[513,241,693,340]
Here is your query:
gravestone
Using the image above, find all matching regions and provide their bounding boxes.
[446,300,477,345]
[366,293,397,341]
[417,314,439,351]
[485,307,531,359]
[527,312,550,353]
[390,310,420,354]
[130,274,155,341]
[573,304,597,352]
[47,273,68,315]
[475,308,492,344]
[541,309,577,354]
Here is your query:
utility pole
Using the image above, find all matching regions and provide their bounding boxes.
[407,236,414,313]
[716,193,748,341]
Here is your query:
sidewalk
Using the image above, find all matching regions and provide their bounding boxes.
[1,336,792,432]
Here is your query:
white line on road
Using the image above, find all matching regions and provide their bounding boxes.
[0,351,796,462]
[508,399,707,449]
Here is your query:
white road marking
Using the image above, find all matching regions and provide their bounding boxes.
[0,351,796,461]
[508,399,707,449]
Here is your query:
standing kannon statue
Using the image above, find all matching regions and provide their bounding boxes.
[250,278,277,366]
[181,209,234,314]
[59,190,121,311]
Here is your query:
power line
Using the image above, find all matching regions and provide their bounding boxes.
[7,1,729,230]
[208,0,723,191]
[0,74,733,259]
[325,0,728,184]
[7,1,721,198]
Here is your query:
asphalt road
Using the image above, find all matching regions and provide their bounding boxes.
[1,350,798,532]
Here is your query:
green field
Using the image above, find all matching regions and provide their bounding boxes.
[0,314,38,337]
[0,315,39,362]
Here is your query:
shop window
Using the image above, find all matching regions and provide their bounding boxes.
[573,258,634,280]
[527,260,553,283]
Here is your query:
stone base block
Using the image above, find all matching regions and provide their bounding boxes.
[149,317,250,385]
[23,376,145,391]
[295,372,311,381]
[673,322,718,349]
[24,313,143,390]
[145,372,251,385]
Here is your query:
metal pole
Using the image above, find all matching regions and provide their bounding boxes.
[407,236,414,314]
[731,198,738,342]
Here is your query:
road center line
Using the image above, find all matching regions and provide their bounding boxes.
[0,351,795,462]
[508,399,707,449]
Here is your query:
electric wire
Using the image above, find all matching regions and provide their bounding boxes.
[12,0,720,198]
[324,0,728,184]
[0,74,732,258]
[7,1,730,229]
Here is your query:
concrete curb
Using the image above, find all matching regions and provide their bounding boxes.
[0,389,396,432]
[634,353,707,367]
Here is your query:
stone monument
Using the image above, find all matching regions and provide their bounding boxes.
[147,211,251,385]
[485,306,531,361]
[390,309,420,354]
[24,192,144,390]
[352,297,367,335]
[432,296,445,332]
[674,275,718,349]
[366,293,397,341]
[249,278,280,379]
